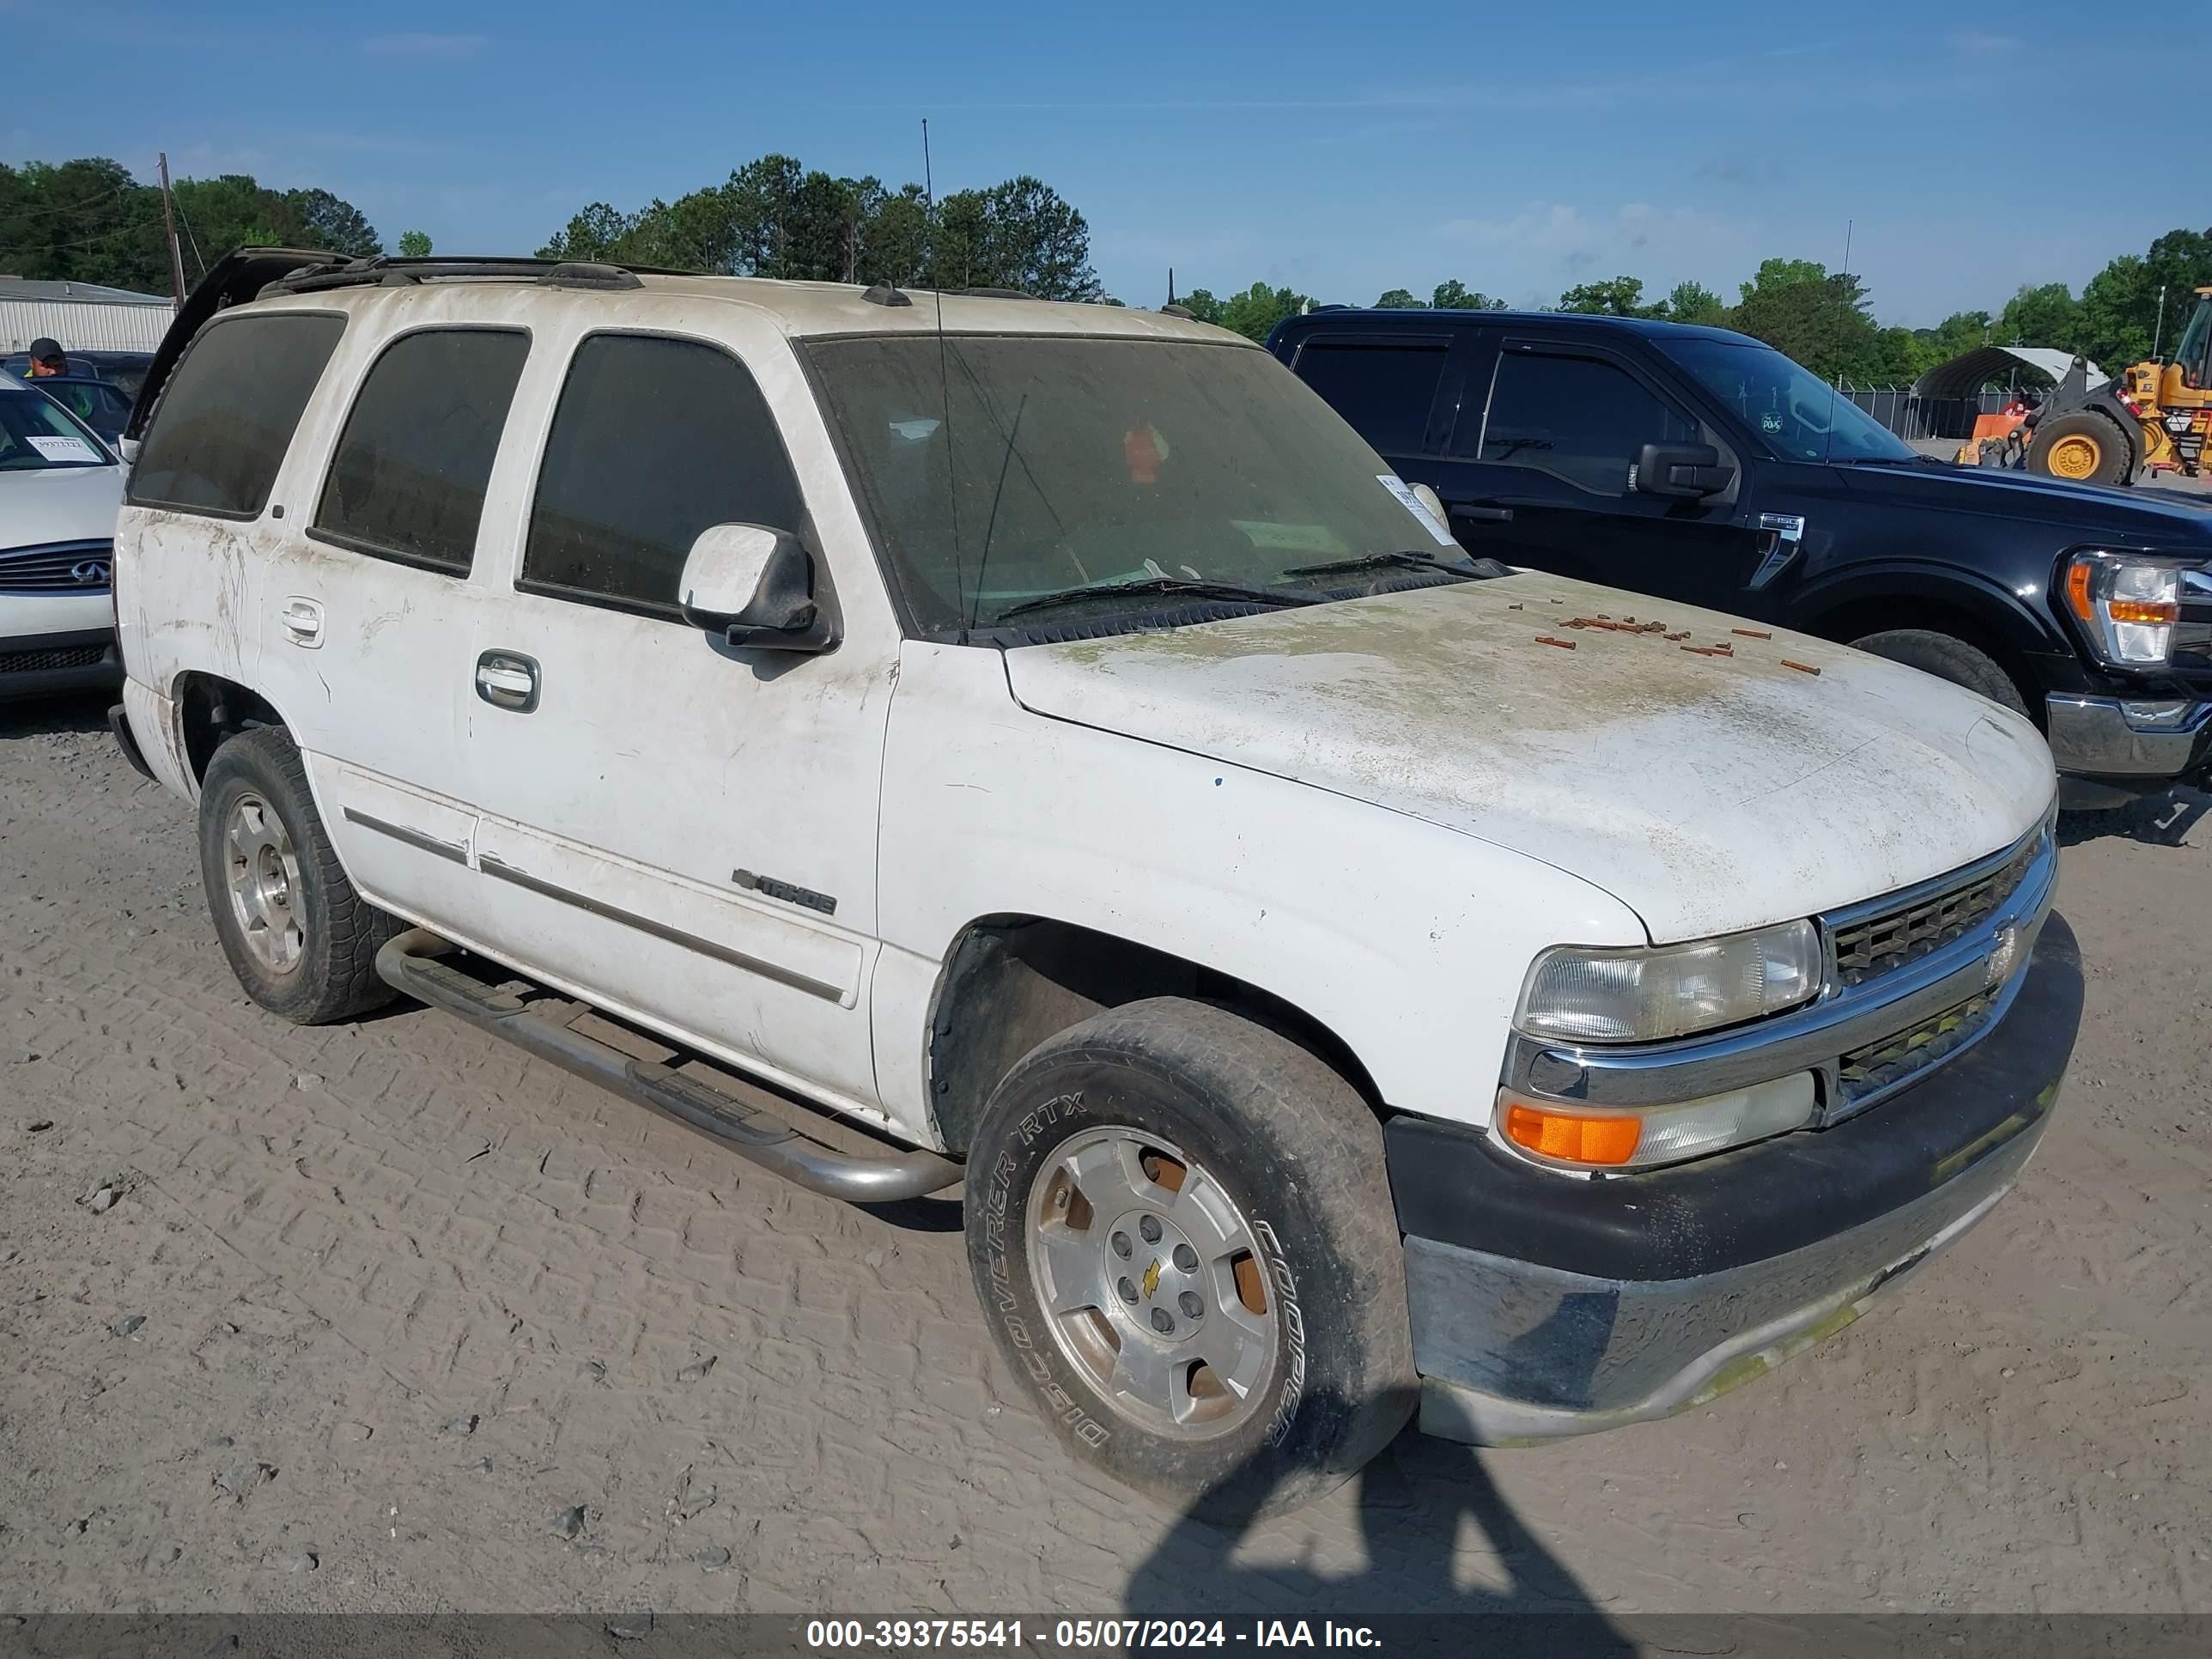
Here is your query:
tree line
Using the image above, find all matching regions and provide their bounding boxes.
[1182,231,2212,385]
[535,155,1103,301]
[7,153,2205,388]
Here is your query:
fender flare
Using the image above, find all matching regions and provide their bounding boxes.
[1787,561,2070,659]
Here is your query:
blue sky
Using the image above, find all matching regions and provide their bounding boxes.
[8,0,2169,327]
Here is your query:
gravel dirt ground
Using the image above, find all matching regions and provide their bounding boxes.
[3,694,2209,1620]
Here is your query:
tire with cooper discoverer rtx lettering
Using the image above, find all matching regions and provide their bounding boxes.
[963,998,1414,1519]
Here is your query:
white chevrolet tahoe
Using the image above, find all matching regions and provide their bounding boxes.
[111,249,2080,1518]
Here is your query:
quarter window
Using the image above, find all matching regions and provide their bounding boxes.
[1466,349,1700,495]
[313,329,530,574]
[520,334,804,617]
[1291,340,1448,457]
[127,313,345,518]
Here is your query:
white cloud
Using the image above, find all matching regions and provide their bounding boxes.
[362,32,488,59]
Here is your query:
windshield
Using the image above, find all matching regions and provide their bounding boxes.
[2177,295,2212,384]
[1659,337,1915,464]
[805,334,1465,637]
[0,387,113,471]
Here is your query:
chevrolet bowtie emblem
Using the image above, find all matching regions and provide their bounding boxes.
[1141,1258,1162,1299]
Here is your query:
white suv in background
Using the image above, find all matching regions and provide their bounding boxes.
[111,250,2079,1518]
[0,370,123,701]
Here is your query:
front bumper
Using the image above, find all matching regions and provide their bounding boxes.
[2043,692,2212,787]
[1390,910,2081,1444]
[0,626,120,702]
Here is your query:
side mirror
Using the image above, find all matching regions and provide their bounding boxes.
[678,524,837,653]
[1634,442,1734,499]
[117,436,141,465]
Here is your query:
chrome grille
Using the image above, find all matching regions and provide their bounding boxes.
[0,539,112,594]
[1829,836,2041,989]
[1837,985,2001,1109]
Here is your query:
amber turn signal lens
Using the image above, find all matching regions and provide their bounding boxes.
[1503,1103,1642,1167]
[2064,561,2094,623]
[2106,599,2179,624]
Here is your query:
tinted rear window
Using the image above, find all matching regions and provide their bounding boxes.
[1291,339,1448,456]
[313,328,530,574]
[128,313,345,518]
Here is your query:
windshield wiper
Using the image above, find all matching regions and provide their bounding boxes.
[1282,549,1485,579]
[994,575,1318,623]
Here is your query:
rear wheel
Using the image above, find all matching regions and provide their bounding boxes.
[198,726,399,1024]
[964,998,1414,1521]
[1847,629,2029,719]
[2027,411,2134,486]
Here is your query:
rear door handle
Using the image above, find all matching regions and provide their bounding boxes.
[475,650,541,714]
[280,597,325,647]
[1453,503,1515,523]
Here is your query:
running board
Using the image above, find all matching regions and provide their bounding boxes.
[374,928,961,1203]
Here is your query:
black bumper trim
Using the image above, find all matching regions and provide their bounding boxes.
[1386,911,2081,1283]
[0,627,120,701]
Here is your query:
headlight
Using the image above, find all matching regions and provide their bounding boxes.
[2063,551,2182,666]
[1499,1073,1817,1171]
[1516,921,1822,1044]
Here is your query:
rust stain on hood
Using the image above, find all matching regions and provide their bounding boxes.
[1006,572,2057,943]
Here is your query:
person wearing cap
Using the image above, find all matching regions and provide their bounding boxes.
[25,337,69,379]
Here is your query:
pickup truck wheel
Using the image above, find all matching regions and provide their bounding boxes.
[197,726,399,1024]
[1847,629,2029,718]
[964,998,1413,1520]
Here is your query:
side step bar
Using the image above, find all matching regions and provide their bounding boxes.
[374,928,962,1203]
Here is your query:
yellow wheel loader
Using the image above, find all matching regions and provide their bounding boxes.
[1963,285,2211,487]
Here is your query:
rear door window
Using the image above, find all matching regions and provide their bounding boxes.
[1290,338,1449,457]
[1464,346,1700,495]
[127,313,345,518]
[520,333,804,618]
[312,328,530,574]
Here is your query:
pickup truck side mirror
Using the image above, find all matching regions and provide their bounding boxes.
[1634,442,1735,500]
[678,523,838,653]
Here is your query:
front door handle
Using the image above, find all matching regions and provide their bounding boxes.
[280,597,325,647]
[1453,503,1515,523]
[475,650,540,714]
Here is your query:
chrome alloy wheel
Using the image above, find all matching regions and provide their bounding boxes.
[224,792,306,975]
[1025,1127,1279,1438]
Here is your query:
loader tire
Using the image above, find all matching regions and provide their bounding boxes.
[2027,411,2133,486]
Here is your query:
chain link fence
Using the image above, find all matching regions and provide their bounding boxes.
[1839,386,2014,442]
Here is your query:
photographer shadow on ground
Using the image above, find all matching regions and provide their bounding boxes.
[1121,1387,1634,1656]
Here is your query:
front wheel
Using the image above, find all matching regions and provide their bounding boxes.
[2027,410,2134,486]
[964,999,1414,1520]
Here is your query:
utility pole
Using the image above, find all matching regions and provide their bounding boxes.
[156,152,187,305]
[2153,286,2169,361]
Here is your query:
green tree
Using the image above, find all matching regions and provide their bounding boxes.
[1725,261,1890,381]
[927,176,1100,299]
[397,229,433,258]
[1374,287,1425,308]
[287,188,381,258]
[1214,281,1310,343]
[1430,278,1504,310]
[1997,282,2083,350]
[2074,229,2212,368]
[1737,257,1828,302]
[1557,275,1664,317]
[1176,288,1225,325]
[1664,280,1727,325]
[536,202,634,262]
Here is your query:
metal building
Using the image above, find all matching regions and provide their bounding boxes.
[0,276,173,354]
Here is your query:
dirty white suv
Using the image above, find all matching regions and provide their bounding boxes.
[112,250,2080,1517]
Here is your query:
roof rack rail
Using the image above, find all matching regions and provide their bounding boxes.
[922,286,1039,301]
[269,255,676,296]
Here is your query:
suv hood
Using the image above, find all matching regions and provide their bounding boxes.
[1002,571,2056,943]
[2,460,124,550]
